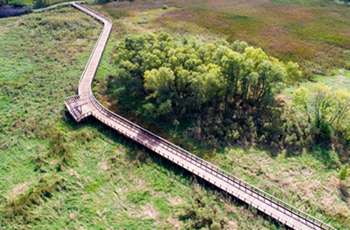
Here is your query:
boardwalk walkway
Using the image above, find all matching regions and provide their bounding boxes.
[64,3,336,230]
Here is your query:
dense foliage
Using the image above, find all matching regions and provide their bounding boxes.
[111,33,297,146]
[290,83,350,155]
[110,33,350,157]
[112,33,300,118]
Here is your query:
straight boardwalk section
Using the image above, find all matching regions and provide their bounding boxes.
[64,3,336,230]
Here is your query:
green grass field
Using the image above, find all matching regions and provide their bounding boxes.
[1,1,350,229]
[0,5,288,229]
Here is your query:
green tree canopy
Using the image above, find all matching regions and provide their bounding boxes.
[113,32,297,120]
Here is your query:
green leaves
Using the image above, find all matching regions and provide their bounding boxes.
[293,83,350,128]
[144,67,175,99]
[292,83,350,146]
[113,33,297,121]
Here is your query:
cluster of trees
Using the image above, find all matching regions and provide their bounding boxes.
[113,32,300,119]
[111,32,349,155]
[290,83,350,151]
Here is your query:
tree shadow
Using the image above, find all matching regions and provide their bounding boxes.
[340,183,349,203]
[312,145,340,169]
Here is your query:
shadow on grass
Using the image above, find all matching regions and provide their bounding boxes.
[340,183,349,203]
[63,110,290,230]
[313,145,340,169]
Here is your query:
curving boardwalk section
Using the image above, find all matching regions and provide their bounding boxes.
[64,3,336,230]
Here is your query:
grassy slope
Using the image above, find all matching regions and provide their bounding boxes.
[0,5,288,230]
[89,1,350,229]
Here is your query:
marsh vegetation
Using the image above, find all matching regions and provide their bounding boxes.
[1,0,350,229]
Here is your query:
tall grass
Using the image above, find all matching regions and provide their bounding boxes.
[0,6,288,229]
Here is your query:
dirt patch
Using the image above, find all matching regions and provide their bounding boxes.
[167,215,183,229]
[167,196,183,206]
[98,161,109,172]
[138,203,159,220]
[8,182,29,200]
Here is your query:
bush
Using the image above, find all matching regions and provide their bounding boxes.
[291,83,350,153]
[162,5,168,10]
[180,185,228,229]
[137,20,148,24]
[49,130,73,167]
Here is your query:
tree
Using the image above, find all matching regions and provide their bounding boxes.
[173,119,180,132]
[293,83,350,129]
[285,61,302,84]
[293,83,350,144]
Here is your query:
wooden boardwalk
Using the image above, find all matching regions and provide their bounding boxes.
[64,3,336,230]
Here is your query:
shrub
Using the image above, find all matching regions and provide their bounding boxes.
[0,6,30,17]
[180,185,228,229]
[49,130,73,167]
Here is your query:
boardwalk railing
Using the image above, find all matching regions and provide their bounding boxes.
[65,2,337,230]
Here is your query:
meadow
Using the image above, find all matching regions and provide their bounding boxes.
[0,5,289,229]
[0,1,349,229]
